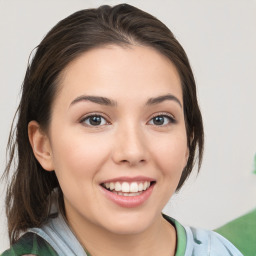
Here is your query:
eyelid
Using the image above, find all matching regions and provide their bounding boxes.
[79,112,111,125]
[147,112,176,125]
[150,112,175,119]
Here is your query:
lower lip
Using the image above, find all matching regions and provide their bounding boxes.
[100,184,155,208]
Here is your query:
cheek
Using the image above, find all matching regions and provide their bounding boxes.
[50,130,111,180]
[150,132,188,176]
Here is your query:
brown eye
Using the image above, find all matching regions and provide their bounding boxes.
[148,115,175,126]
[152,116,165,125]
[81,115,108,126]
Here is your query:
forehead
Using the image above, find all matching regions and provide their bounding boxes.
[55,45,182,106]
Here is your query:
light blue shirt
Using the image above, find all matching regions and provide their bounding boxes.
[28,213,243,256]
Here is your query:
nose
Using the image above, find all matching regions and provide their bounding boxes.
[112,123,148,167]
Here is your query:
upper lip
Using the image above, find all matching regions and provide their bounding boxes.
[100,176,156,184]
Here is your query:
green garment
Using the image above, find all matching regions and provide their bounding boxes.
[1,215,186,256]
[165,215,187,256]
[215,208,256,256]
[1,232,58,256]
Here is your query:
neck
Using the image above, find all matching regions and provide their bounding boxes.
[67,213,176,256]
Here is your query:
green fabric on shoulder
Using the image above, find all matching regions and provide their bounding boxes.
[1,232,58,256]
[215,208,256,256]
[162,214,187,256]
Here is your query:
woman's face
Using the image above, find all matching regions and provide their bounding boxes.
[46,45,188,235]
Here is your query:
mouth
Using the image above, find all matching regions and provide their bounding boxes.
[100,181,156,197]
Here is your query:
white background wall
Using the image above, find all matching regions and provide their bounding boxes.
[1,0,256,252]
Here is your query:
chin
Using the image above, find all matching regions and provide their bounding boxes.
[98,211,157,236]
[104,222,149,236]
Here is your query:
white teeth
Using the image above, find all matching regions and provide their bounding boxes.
[103,181,151,193]
[110,182,115,190]
[143,181,148,190]
[115,182,122,191]
[138,183,144,191]
[117,192,141,196]
[130,182,139,193]
[121,182,130,192]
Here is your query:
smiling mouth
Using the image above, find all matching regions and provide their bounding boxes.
[101,181,156,196]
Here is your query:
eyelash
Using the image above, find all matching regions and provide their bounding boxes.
[147,112,176,126]
[79,112,176,127]
[80,113,110,127]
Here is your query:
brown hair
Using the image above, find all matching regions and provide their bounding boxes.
[3,4,204,244]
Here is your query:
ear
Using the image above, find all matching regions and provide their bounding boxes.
[28,121,54,171]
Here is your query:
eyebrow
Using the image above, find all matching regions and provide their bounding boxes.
[146,94,182,108]
[70,95,117,107]
[70,93,182,108]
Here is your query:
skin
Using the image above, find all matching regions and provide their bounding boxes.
[29,45,189,256]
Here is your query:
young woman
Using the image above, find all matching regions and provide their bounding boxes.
[1,4,242,256]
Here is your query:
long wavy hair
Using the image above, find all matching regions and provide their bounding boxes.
[3,4,204,244]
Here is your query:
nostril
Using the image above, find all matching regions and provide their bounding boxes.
[118,158,146,167]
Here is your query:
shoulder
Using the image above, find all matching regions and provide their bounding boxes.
[163,214,243,255]
[185,225,244,255]
[1,232,58,256]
